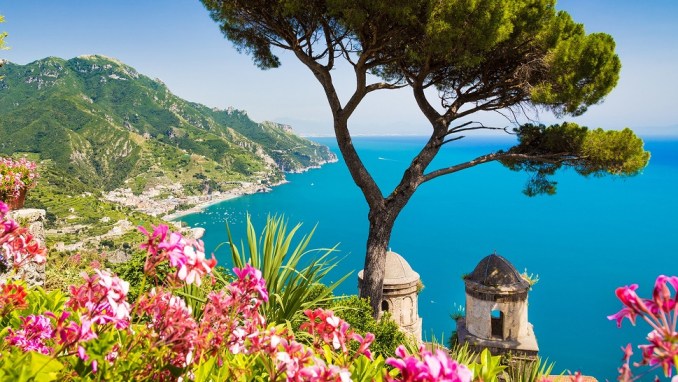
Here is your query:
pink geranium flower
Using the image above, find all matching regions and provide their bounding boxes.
[138,224,216,285]
[609,275,678,379]
[67,269,131,334]
[137,288,198,368]
[386,345,472,382]
[0,202,47,268]
[300,308,351,352]
[6,314,54,355]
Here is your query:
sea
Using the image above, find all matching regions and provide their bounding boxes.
[178,136,678,380]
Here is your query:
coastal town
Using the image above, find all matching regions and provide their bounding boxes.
[103,180,278,220]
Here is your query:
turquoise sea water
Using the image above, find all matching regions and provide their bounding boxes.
[179,136,678,380]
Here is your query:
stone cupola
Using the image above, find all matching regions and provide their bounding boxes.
[358,250,422,342]
[456,253,538,358]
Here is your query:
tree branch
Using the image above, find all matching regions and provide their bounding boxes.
[422,152,575,183]
[365,82,407,93]
[447,121,507,135]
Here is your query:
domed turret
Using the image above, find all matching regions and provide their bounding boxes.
[359,250,422,342]
[457,253,539,358]
[466,254,530,291]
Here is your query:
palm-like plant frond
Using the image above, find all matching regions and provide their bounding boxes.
[226,214,350,326]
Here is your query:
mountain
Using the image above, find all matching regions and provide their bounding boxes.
[0,55,336,193]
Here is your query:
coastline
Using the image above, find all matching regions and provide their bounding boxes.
[163,158,339,220]
[162,158,340,221]
[102,158,337,223]
[162,180,287,221]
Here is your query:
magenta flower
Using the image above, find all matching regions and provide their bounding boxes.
[232,264,268,302]
[6,314,54,355]
[137,288,198,368]
[299,359,351,382]
[66,269,131,337]
[300,308,351,352]
[1,209,47,268]
[386,345,472,382]
[609,275,678,378]
[138,224,216,285]
[653,275,678,313]
[176,240,216,286]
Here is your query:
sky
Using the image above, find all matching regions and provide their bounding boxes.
[1,0,677,137]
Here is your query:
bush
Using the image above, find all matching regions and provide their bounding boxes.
[331,295,409,358]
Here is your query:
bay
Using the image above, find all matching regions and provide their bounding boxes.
[179,136,678,380]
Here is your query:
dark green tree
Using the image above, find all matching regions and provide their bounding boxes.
[201,0,650,317]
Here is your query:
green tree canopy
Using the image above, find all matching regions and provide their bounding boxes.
[501,123,650,196]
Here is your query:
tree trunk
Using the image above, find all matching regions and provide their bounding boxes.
[359,210,396,319]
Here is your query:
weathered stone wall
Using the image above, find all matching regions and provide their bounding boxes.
[465,294,529,340]
[381,280,422,342]
[1,208,47,286]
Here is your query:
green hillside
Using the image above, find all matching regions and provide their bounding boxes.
[0,55,336,193]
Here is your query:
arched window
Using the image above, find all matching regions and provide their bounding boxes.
[381,300,390,312]
[491,309,504,338]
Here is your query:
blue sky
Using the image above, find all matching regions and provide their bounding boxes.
[1,0,677,137]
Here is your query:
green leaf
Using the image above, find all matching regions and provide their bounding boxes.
[27,352,64,382]
[225,214,349,326]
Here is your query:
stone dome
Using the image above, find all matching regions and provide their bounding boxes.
[358,250,419,286]
[465,254,529,291]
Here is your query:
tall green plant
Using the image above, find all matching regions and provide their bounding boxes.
[469,348,507,382]
[226,215,350,325]
[507,357,556,382]
[448,342,477,368]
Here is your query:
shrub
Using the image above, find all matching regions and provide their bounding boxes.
[331,295,409,358]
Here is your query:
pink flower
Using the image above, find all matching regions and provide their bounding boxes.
[138,225,216,285]
[176,240,216,286]
[616,284,652,316]
[638,330,678,377]
[274,338,314,380]
[196,265,273,359]
[351,332,375,360]
[610,275,678,379]
[299,359,351,382]
[6,314,54,355]
[300,309,351,352]
[608,307,637,328]
[653,275,678,313]
[67,269,131,334]
[386,345,472,382]
[136,288,198,368]
[570,371,583,382]
[232,264,268,302]
[160,232,186,267]
[0,217,47,268]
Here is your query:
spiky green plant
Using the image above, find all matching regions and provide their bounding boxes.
[226,214,350,326]
[469,348,507,382]
[448,342,477,367]
[507,356,556,382]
